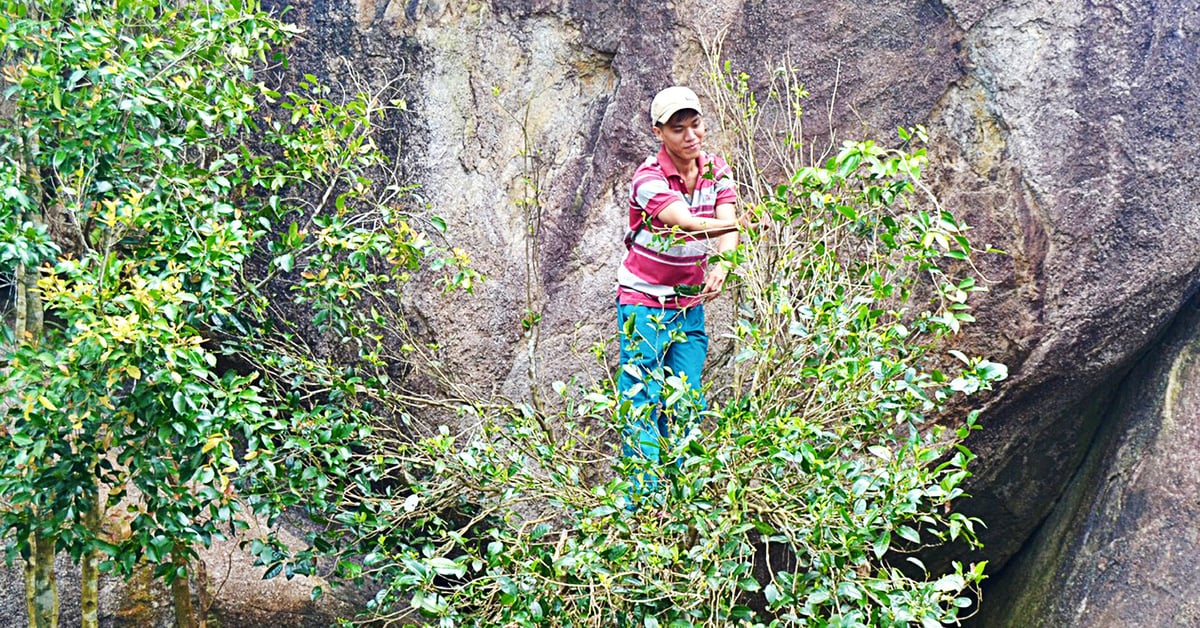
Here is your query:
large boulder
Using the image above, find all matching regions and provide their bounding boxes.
[976,294,1200,626]
[274,0,973,400]
[927,2,1200,616]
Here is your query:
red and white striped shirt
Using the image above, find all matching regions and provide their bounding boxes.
[617,146,737,308]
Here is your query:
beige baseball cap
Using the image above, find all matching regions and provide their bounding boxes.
[650,86,702,125]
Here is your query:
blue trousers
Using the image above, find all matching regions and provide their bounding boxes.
[616,303,708,497]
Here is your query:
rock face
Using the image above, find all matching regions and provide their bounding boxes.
[927,1,1200,621]
[976,293,1200,626]
[275,0,973,402]
[933,0,1200,564]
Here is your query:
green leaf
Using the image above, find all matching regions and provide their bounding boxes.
[428,557,465,578]
[933,573,965,592]
[873,531,891,558]
[273,253,294,272]
[764,583,780,606]
[263,562,284,580]
[837,581,863,600]
[897,525,921,544]
[587,505,616,518]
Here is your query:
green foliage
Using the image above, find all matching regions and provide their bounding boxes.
[0,0,472,597]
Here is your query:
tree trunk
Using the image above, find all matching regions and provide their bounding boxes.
[13,58,55,628]
[23,536,36,627]
[195,558,210,628]
[14,262,28,342]
[171,546,197,628]
[80,489,102,628]
[30,533,58,628]
[17,257,56,628]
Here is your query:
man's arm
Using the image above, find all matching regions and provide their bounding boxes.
[702,201,739,300]
[656,201,748,237]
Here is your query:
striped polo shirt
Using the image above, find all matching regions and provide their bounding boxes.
[617,146,737,308]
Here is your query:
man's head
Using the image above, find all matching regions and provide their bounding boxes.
[650,86,707,164]
[650,86,702,127]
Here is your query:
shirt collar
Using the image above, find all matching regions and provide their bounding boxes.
[655,145,709,183]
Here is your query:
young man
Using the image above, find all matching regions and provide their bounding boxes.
[616,85,751,499]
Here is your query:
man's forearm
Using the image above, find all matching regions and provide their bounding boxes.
[716,231,738,255]
[676,215,741,237]
[714,201,740,256]
[657,202,740,237]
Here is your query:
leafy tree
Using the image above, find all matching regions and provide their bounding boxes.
[0,1,472,626]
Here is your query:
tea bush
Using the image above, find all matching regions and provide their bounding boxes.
[294,115,1005,626]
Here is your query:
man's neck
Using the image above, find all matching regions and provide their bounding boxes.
[669,155,699,187]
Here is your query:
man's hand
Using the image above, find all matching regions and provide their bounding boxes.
[701,262,730,301]
[737,210,769,232]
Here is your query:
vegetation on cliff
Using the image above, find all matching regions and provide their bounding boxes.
[0,1,1003,626]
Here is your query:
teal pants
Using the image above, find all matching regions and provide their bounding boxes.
[616,303,708,498]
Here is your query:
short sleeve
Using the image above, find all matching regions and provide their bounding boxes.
[631,164,684,218]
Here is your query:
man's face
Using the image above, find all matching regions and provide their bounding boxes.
[653,110,705,164]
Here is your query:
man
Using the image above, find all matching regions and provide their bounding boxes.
[616,85,753,500]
